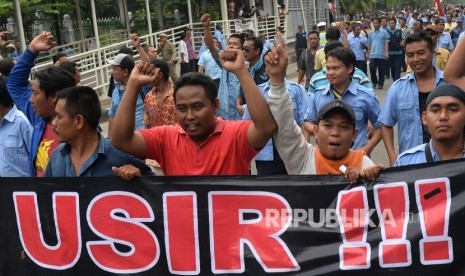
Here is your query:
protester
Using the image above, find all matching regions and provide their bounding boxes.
[214,23,227,50]
[178,32,190,76]
[243,77,308,175]
[52,52,68,67]
[143,59,176,129]
[348,23,368,75]
[59,61,81,86]
[45,86,151,180]
[303,47,382,156]
[314,27,344,72]
[107,46,133,98]
[436,18,455,52]
[202,13,244,120]
[184,28,198,73]
[451,17,463,47]
[298,31,321,89]
[387,18,404,81]
[157,32,178,82]
[236,36,269,116]
[295,25,307,62]
[379,32,445,166]
[109,47,277,175]
[0,75,32,177]
[6,31,76,176]
[198,37,222,90]
[396,83,465,166]
[0,58,15,77]
[107,53,145,138]
[305,41,372,95]
[367,18,389,89]
[269,69,383,181]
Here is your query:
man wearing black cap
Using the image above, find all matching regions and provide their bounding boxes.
[395,83,465,166]
[269,94,383,182]
[295,25,307,62]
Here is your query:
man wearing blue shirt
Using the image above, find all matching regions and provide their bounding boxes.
[367,18,389,89]
[387,18,404,81]
[0,76,32,177]
[303,47,382,156]
[6,32,76,176]
[198,37,222,89]
[243,79,309,174]
[396,83,465,166]
[306,41,372,95]
[202,14,243,120]
[214,23,227,50]
[348,24,368,75]
[45,86,151,179]
[379,32,445,167]
[436,18,455,52]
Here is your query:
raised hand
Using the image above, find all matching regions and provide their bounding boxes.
[130,33,141,48]
[0,32,8,46]
[219,49,247,75]
[264,31,288,83]
[29,31,56,54]
[128,61,162,88]
[200,14,211,27]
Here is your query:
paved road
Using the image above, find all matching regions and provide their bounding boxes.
[100,61,399,168]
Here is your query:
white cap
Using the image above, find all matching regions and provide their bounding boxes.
[106,53,129,66]
[317,22,326,27]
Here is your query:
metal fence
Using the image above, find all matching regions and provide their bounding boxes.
[29,16,281,100]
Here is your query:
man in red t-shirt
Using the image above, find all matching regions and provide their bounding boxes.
[110,34,288,175]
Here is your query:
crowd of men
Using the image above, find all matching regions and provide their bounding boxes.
[0,5,465,184]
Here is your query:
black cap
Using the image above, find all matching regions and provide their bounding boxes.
[317,100,356,125]
[426,83,465,107]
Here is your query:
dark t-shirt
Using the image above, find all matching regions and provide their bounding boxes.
[419,91,431,143]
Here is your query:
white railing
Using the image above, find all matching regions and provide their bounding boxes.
[30,16,282,100]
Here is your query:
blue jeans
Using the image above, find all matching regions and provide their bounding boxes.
[389,53,403,81]
[369,58,386,87]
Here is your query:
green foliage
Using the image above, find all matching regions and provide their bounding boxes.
[339,0,376,14]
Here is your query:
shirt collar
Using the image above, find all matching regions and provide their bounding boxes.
[323,79,358,96]
[3,105,19,123]
[59,132,108,157]
[408,67,444,85]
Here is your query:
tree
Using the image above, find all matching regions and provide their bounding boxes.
[339,0,376,15]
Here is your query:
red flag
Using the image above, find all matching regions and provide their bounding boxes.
[435,0,444,17]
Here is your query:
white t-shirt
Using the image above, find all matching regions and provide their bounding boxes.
[178,40,189,63]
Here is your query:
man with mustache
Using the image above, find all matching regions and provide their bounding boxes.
[395,83,465,165]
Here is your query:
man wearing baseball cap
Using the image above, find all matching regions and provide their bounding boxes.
[156,32,177,81]
[107,53,146,139]
[396,83,465,166]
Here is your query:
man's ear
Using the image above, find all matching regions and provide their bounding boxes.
[213,98,220,113]
[421,111,427,126]
[75,114,85,130]
[352,127,359,142]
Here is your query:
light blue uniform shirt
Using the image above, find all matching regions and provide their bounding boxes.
[214,30,227,50]
[395,141,465,166]
[308,67,372,94]
[217,65,241,120]
[438,32,454,51]
[108,82,145,130]
[45,133,150,176]
[243,80,309,161]
[0,105,32,176]
[198,50,221,80]
[378,68,445,154]
[349,35,367,61]
[367,29,389,59]
[305,80,381,149]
